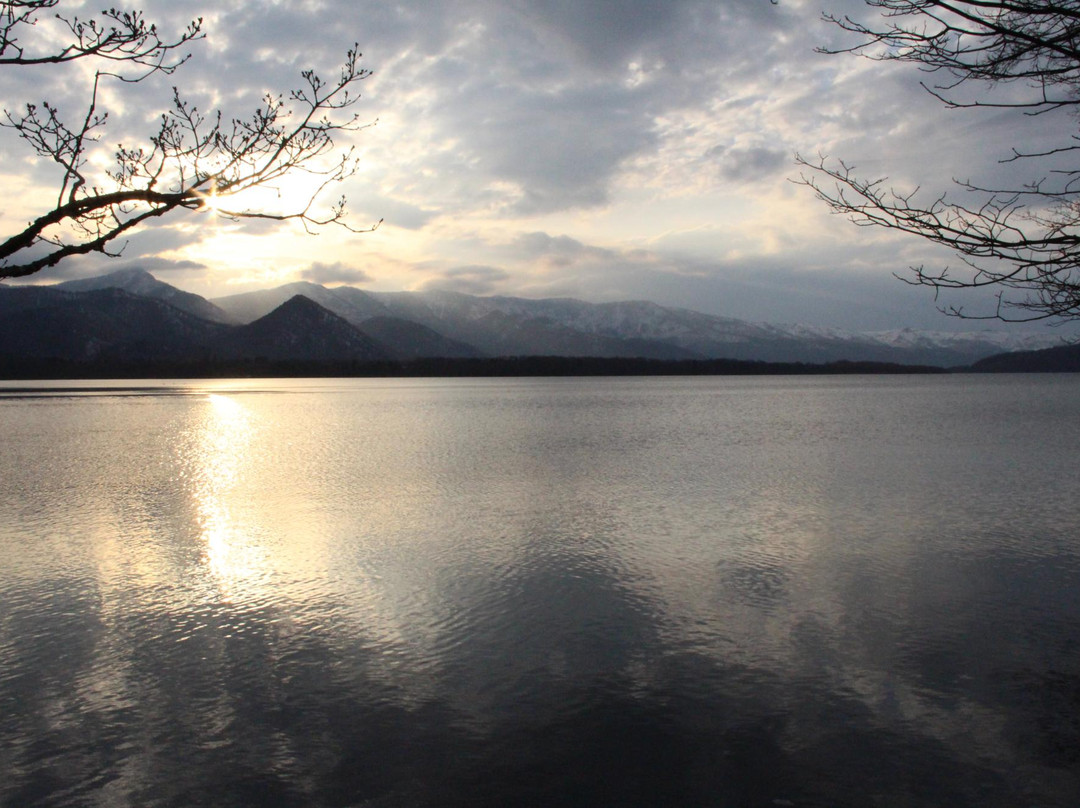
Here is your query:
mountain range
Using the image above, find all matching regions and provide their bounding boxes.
[0,268,1071,370]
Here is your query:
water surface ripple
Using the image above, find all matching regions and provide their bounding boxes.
[1,376,1078,807]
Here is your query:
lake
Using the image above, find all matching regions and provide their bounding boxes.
[1,375,1078,807]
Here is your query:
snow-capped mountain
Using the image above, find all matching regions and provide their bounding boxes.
[57,268,234,324]
[6,268,1070,367]
[868,327,1071,354]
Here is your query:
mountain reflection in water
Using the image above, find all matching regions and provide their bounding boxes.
[1,376,1078,807]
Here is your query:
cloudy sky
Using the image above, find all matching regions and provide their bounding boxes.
[1,0,1074,331]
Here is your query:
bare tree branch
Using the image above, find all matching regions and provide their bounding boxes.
[805,0,1080,321]
[0,1,202,72]
[0,3,378,280]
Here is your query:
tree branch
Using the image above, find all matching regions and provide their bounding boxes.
[1,10,375,280]
[805,0,1080,321]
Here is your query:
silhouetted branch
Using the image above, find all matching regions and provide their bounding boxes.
[0,1,202,71]
[1,3,377,279]
[805,0,1080,321]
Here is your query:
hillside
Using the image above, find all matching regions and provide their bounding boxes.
[972,343,1080,372]
[3,268,1073,370]
[212,295,388,362]
[57,268,234,324]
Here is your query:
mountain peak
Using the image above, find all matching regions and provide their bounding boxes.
[260,294,345,326]
[56,268,235,324]
[14,269,1071,368]
[278,293,327,312]
[59,267,157,293]
[214,294,388,362]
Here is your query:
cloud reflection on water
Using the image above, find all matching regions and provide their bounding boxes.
[1,377,1078,807]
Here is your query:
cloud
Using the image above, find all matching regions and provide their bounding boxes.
[1,255,92,284]
[711,145,789,183]
[6,254,208,285]
[420,264,511,295]
[511,232,609,261]
[411,79,661,214]
[350,194,436,230]
[2,0,1069,331]
[341,0,811,217]
[1,1,848,227]
[136,258,207,272]
[299,262,374,285]
[507,0,790,76]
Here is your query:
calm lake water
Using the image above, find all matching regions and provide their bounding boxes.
[1,375,1078,807]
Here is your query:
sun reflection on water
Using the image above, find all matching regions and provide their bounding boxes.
[193,393,265,601]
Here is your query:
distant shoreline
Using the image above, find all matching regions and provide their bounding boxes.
[0,355,953,380]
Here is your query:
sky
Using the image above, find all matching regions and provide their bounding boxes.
[1,0,1076,332]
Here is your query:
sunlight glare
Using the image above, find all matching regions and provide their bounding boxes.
[193,393,266,601]
[196,187,222,215]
